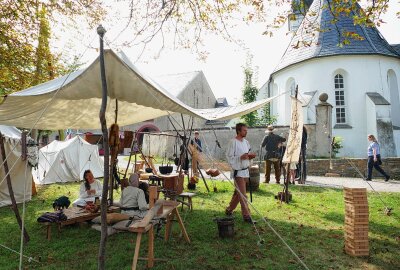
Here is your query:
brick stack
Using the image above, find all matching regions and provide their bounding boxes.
[344,187,369,256]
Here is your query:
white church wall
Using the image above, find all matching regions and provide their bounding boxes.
[394,130,400,156]
[365,97,377,139]
[262,55,400,157]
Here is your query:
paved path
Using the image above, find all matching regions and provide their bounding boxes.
[298,175,400,192]
[116,156,400,193]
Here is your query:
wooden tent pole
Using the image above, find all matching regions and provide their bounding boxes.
[0,133,30,243]
[109,99,119,206]
[97,24,110,270]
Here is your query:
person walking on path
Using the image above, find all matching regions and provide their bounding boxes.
[225,123,256,224]
[261,125,286,184]
[366,134,390,181]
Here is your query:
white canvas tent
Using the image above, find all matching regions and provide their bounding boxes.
[33,136,104,184]
[0,49,276,130]
[0,125,32,207]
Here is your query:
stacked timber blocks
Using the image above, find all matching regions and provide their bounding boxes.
[344,187,369,256]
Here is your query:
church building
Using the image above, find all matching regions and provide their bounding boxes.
[261,0,400,157]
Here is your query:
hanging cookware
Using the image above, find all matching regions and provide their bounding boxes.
[159,160,173,174]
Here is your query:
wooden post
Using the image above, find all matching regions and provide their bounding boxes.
[132,233,142,270]
[0,133,30,243]
[147,226,155,268]
[97,24,110,270]
[149,186,158,208]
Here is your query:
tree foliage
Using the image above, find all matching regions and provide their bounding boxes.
[112,0,399,58]
[0,0,104,95]
[258,103,278,126]
[240,54,259,127]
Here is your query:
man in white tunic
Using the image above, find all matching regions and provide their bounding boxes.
[225,123,256,224]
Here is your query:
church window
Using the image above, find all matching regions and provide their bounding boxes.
[334,74,346,124]
[290,81,296,96]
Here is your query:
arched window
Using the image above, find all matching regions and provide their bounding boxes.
[334,74,346,124]
[290,81,296,96]
[387,70,400,127]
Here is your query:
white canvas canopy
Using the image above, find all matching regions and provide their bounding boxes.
[0,125,32,207]
[33,136,104,184]
[0,49,276,130]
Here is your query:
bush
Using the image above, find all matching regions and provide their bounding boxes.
[331,136,343,157]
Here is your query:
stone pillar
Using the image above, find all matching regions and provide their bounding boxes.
[315,93,333,157]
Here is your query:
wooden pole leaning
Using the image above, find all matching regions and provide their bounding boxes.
[0,133,30,243]
[97,24,110,270]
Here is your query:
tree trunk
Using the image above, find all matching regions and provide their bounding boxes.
[97,25,110,270]
[0,134,30,243]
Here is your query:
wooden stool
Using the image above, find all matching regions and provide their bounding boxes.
[178,192,197,211]
[130,199,190,270]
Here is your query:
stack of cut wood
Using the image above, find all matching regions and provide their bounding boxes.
[344,187,369,256]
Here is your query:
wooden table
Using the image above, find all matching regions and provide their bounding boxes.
[41,206,119,240]
[129,200,190,270]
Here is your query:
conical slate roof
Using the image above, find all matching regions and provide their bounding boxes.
[273,0,400,74]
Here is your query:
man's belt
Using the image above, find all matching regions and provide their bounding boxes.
[120,206,140,211]
[233,167,248,178]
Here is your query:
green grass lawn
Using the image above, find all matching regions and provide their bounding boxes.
[1,179,399,270]
[123,155,165,164]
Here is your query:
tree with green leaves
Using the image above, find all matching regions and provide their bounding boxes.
[258,103,278,126]
[0,0,104,95]
[240,55,259,126]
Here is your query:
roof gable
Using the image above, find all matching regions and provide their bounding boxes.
[153,71,201,97]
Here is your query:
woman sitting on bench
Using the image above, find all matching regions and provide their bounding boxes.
[72,170,102,207]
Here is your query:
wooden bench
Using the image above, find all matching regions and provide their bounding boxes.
[40,206,119,240]
[129,199,190,270]
[178,192,197,211]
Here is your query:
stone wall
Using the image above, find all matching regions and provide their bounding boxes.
[307,157,400,179]
[163,124,319,161]
[200,157,399,180]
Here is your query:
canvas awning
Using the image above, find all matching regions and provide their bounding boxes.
[0,49,275,130]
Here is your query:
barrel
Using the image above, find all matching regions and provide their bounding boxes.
[247,165,260,191]
[215,217,235,238]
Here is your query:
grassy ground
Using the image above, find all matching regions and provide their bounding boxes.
[1,179,399,270]
[122,155,165,164]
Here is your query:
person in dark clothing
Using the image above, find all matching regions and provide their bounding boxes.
[278,142,287,182]
[296,126,308,183]
[194,131,202,152]
[261,125,286,184]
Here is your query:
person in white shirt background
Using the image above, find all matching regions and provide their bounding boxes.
[72,169,102,206]
[225,123,257,224]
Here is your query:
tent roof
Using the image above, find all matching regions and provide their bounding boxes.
[41,136,92,153]
[0,50,274,130]
[0,125,21,140]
